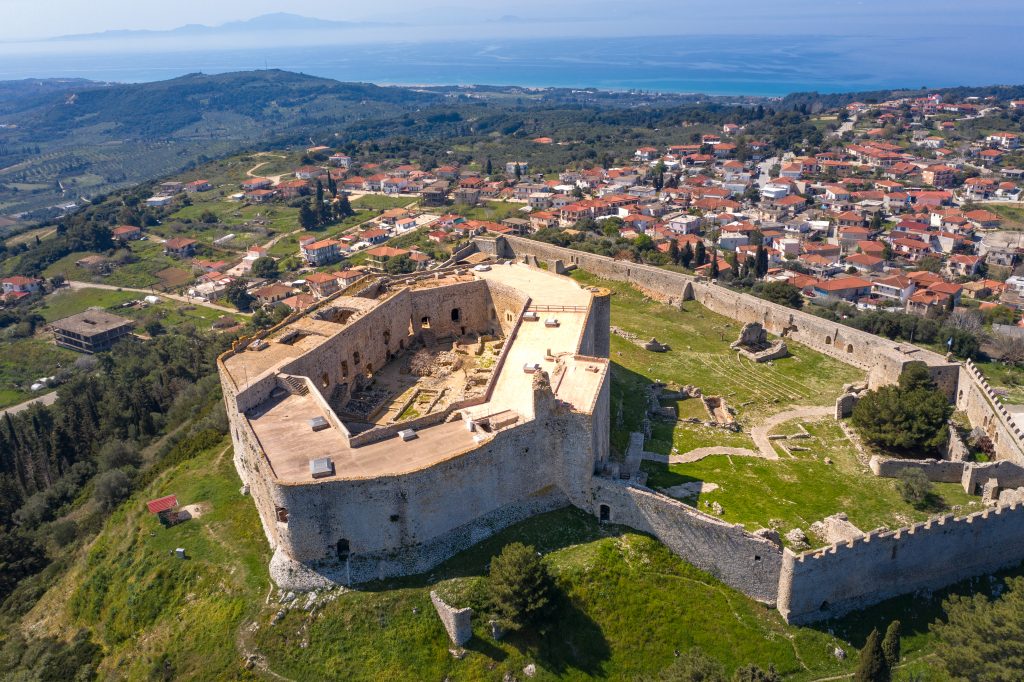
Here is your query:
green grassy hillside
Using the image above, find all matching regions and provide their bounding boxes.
[8,425,981,681]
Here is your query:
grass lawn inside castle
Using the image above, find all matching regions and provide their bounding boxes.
[572,271,981,547]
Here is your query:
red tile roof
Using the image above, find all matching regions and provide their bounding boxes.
[146,495,177,514]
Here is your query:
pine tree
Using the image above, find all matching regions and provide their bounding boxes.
[881,620,901,668]
[488,542,554,631]
[299,200,318,230]
[337,194,354,218]
[854,628,890,682]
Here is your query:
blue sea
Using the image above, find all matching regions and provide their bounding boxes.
[0,34,1021,96]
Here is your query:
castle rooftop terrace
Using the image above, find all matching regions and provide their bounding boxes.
[248,391,486,483]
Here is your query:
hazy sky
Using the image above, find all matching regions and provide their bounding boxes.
[2,0,1023,42]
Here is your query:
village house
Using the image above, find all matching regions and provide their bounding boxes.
[112,225,142,241]
[812,276,873,302]
[300,238,342,267]
[242,177,274,191]
[1,275,42,300]
[185,179,212,193]
[253,283,294,306]
[163,238,198,258]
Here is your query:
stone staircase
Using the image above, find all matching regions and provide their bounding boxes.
[279,374,310,396]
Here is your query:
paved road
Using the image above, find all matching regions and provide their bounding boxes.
[65,280,249,315]
[832,115,856,138]
[0,390,58,416]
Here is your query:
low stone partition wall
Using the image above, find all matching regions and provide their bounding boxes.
[592,478,783,604]
[868,455,966,483]
[777,503,1024,624]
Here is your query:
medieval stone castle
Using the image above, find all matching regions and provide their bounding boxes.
[219,235,1024,625]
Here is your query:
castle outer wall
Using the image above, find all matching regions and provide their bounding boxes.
[475,236,1024,622]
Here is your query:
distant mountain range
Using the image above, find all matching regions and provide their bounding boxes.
[42,13,399,43]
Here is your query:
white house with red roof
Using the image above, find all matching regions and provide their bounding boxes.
[2,275,42,300]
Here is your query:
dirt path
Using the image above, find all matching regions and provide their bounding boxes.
[246,160,286,186]
[0,390,58,416]
[642,405,834,464]
[749,406,832,459]
[64,280,249,315]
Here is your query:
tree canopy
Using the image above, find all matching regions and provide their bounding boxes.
[851,363,953,455]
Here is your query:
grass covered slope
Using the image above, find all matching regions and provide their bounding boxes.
[21,434,270,679]
[570,270,864,456]
[7,409,1002,680]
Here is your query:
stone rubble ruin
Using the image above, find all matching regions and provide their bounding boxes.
[730,321,788,363]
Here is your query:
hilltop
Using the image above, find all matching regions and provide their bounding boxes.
[0,70,437,218]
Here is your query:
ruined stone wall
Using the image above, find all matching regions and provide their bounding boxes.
[225,399,288,551]
[490,236,959,393]
[273,420,555,565]
[279,291,414,402]
[590,479,783,604]
[409,279,495,340]
[961,461,1024,495]
[578,290,612,358]
[777,503,1024,623]
[868,455,966,483]
[482,278,532,336]
[957,363,1024,464]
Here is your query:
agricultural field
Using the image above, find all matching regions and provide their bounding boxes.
[0,337,77,409]
[457,200,529,223]
[34,287,139,323]
[20,427,990,681]
[988,203,1024,230]
[351,194,419,211]
[34,286,242,332]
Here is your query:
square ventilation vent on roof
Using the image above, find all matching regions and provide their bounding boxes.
[309,416,330,432]
[310,457,335,478]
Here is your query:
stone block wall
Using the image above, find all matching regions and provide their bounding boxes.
[868,455,966,483]
[591,478,783,604]
[431,591,473,645]
[777,503,1024,623]
[961,460,1024,495]
[957,362,1024,464]
[489,236,958,394]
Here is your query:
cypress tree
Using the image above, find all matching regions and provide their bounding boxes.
[710,251,720,278]
[695,241,707,266]
[486,157,493,175]
[881,620,901,668]
[669,240,680,265]
[680,242,694,269]
[854,628,890,682]
[755,243,769,278]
